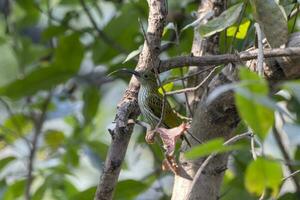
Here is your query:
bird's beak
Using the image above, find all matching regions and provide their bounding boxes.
[108,68,141,78]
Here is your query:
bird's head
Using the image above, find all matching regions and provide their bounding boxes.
[110,68,157,87]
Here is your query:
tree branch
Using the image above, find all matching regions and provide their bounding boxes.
[159,47,300,72]
[25,93,52,200]
[94,0,167,199]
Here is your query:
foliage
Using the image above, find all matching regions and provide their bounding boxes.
[0,0,299,199]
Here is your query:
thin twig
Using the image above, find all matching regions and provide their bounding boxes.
[185,132,252,199]
[25,92,52,200]
[159,47,300,72]
[166,66,219,95]
[179,68,193,117]
[251,135,257,160]
[291,4,300,33]
[165,66,216,84]
[153,67,166,129]
[138,18,150,46]
[282,170,300,182]
[254,23,264,76]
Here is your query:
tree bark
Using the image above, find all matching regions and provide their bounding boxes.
[171,30,300,200]
[94,0,167,199]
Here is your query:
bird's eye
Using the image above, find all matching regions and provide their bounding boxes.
[144,74,148,78]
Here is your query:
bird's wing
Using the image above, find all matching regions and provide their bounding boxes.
[147,93,182,128]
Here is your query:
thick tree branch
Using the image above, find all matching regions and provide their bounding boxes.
[94,1,167,199]
[159,47,300,72]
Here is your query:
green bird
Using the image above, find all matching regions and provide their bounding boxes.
[120,69,192,147]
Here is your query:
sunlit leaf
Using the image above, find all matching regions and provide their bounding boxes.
[199,3,244,37]
[158,82,174,94]
[227,19,251,39]
[245,157,283,197]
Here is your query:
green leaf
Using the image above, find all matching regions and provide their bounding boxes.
[0,156,15,171]
[44,130,65,149]
[235,68,274,140]
[158,82,174,94]
[199,3,244,37]
[250,0,288,47]
[92,3,142,64]
[42,25,67,41]
[185,138,243,159]
[3,179,26,200]
[3,114,33,142]
[123,46,142,63]
[71,186,96,200]
[245,157,283,197]
[227,19,251,39]
[0,44,19,87]
[83,87,100,124]
[0,34,84,99]
[32,181,48,200]
[114,180,148,200]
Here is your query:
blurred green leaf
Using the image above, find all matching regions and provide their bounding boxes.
[185,138,243,159]
[158,82,174,94]
[14,37,49,69]
[42,25,67,41]
[245,157,283,197]
[235,68,274,140]
[3,179,26,200]
[0,34,84,99]
[92,2,143,64]
[123,46,142,64]
[32,181,47,200]
[44,130,65,149]
[227,19,251,39]
[0,44,19,86]
[0,157,15,171]
[83,87,100,124]
[72,186,96,200]
[3,114,33,142]
[114,180,148,200]
[200,3,244,37]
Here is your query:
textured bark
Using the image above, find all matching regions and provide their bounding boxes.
[94,1,167,199]
[171,31,300,200]
[172,1,225,199]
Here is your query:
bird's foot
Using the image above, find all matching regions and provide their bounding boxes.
[162,154,179,174]
[145,130,156,144]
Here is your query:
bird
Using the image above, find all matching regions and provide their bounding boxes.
[118,69,191,148]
